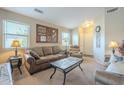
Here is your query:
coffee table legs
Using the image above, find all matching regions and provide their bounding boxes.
[50,68,56,79]
[63,72,66,85]
[50,62,83,84]
[79,63,83,72]
[50,68,66,85]
[18,66,22,74]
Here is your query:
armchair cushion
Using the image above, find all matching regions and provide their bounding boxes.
[69,46,81,55]
[70,53,82,58]
[69,46,82,58]
[70,48,80,51]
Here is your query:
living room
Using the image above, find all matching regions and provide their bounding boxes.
[0,7,124,85]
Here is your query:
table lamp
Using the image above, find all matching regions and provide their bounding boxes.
[11,40,21,56]
[109,41,118,54]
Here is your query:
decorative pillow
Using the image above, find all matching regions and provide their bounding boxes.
[42,47,53,56]
[30,50,40,60]
[114,55,123,62]
[30,47,44,57]
[109,54,117,63]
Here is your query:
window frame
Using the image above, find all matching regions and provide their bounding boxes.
[72,31,79,46]
[62,32,70,47]
[3,20,30,49]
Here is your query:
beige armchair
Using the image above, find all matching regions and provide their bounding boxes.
[69,46,83,58]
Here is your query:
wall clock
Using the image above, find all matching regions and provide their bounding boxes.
[96,25,101,32]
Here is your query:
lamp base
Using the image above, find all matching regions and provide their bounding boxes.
[112,48,115,55]
[15,47,18,57]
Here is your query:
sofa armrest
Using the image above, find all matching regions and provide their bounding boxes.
[95,70,124,85]
[24,54,36,65]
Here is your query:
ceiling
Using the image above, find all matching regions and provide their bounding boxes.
[2,7,104,29]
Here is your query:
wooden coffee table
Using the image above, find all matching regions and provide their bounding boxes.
[49,57,83,85]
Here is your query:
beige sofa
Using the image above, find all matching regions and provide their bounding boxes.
[24,46,67,74]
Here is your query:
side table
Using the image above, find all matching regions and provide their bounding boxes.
[9,56,22,74]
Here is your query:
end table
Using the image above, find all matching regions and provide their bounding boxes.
[9,56,22,74]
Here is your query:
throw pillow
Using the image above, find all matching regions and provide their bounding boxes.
[30,50,40,60]
[114,55,123,62]
[109,54,124,63]
[31,47,44,57]
[109,54,118,63]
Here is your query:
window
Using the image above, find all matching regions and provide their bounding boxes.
[62,32,70,47]
[3,20,30,48]
[72,31,79,46]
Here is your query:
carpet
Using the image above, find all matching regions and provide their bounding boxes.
[12,57,105,85]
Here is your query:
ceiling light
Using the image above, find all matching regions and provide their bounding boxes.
[82,21,94,28]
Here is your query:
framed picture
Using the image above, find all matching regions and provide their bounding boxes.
[96,25,101,48]
[36,24,58,43]
[40,36,46,42]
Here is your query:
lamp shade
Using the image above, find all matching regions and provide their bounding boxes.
[109,41,118,48]
[11,40,21,47]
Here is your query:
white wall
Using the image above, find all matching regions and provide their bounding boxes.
[71,11,105,59]
[79,26,94,56]
[0,9,70,63]
[93,7,124,63]
[105,8,124,55]
[71,8,105,63]
[71,25,94,56]
[93,8,105,63]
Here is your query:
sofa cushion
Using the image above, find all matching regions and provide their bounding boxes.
[42,47,53,56]
[35,55,59,65]
[30,50,40,60]
[52,46,61,54]
[36,57,49,64]
[30,47,44,57]
[46,55,59,61]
